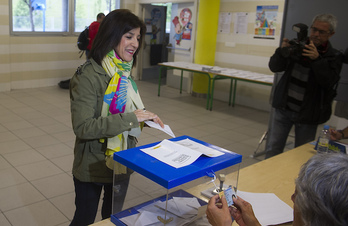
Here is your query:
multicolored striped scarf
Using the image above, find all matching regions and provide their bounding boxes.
[101,50,144,172]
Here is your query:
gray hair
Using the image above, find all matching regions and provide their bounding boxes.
[295,153,348,226]
[312,14,337,33]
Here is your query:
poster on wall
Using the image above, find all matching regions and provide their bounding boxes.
[234,12,248,34]
[172,8,193,45]
[218,12,232,33]
[254,5,278,39]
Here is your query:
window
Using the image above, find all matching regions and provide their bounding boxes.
[74,0,120,32]
[151,3,172,33]
[10,0,120,35]
[12,0,68,32]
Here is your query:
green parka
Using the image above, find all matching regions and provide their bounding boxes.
[69,59,138,183]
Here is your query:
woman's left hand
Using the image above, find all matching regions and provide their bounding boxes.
[134,109,164,128]
[206,194,233,226]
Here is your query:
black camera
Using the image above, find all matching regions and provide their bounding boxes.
[281,23,309,58]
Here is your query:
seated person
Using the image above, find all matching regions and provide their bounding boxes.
[206,153,348,226]
[329,126,348,141]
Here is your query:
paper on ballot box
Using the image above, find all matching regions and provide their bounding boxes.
[175,139,225,157]
[140,139,224,168]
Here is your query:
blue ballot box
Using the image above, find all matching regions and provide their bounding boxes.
[111,135,242,225]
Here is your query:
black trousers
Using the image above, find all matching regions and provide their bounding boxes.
[70,176,130,226]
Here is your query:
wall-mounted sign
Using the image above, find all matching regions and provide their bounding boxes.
[254,5,278,39]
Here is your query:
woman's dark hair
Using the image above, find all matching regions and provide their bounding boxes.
[89,9,146,67]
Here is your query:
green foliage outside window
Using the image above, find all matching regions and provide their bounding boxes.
[11,0,119,33]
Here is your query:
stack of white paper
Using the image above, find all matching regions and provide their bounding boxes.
[120,197,203,226]
[237,190,293,225]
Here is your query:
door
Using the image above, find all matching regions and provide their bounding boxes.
[167,2,195,92]
[168,3,194,62]
[136,1,197,91]
[141,5,167,81]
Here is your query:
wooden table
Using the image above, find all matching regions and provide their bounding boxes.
[92,143,316,225]
[158,62,274,110]
[234,143,315,206]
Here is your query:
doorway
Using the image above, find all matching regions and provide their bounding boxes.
[141,4,169,82]
[138,1,196,92]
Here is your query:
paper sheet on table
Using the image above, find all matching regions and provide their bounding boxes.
[173,197,201,211]
[155,197,200,218]
[237,190,293,226]
[140,139,224,168]
[145,120,175,137]
[120,199,199,226]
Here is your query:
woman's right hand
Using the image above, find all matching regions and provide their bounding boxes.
[134,109,164,128]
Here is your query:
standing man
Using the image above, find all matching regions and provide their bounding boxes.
[265,14,344,159]
[86,13,105,58]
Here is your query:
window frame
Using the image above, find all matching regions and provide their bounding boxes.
[9,0,120,36]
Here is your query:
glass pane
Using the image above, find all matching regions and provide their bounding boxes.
[12,0,68,32]
[75,0,119,32]
[152,3,172,33]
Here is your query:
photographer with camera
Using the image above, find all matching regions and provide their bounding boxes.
[265,14,344,159]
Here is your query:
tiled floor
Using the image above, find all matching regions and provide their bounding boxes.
[0,79,285,226]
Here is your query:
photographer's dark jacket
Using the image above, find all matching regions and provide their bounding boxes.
[269,41,343,124]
